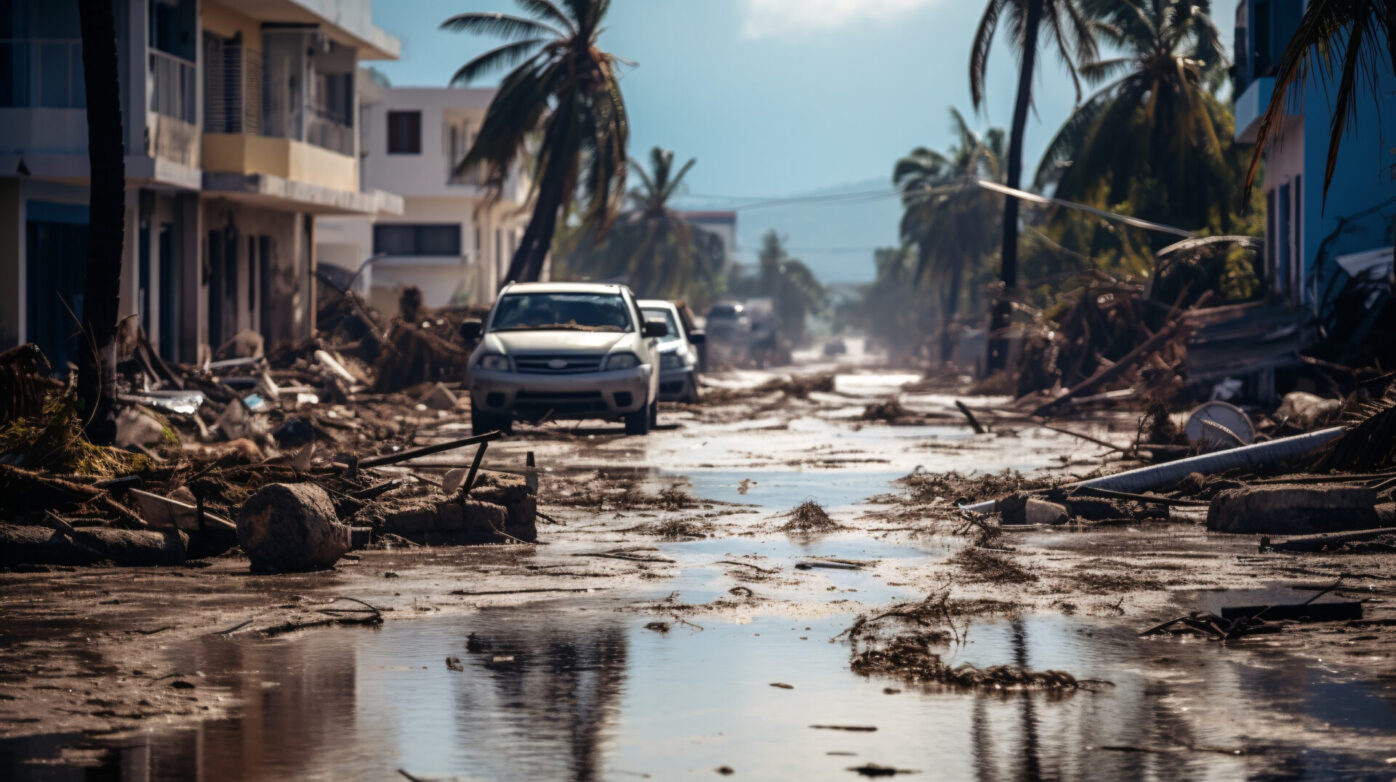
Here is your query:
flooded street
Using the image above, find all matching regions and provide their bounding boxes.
[4,362,1396,780]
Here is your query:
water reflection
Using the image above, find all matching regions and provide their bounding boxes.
[4,609,1394,780]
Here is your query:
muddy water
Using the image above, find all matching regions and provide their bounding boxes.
[6,606,1393,780]
[6,371,1396,780]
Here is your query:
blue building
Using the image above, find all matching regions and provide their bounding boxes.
[1233,0,1396,339]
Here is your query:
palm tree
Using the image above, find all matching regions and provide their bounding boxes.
[1246,1,1396,205]
[970,0,1097,370]
[752,231,826,347]
[566,147,725,303]
[1036,0,1237,243]
[76,0,126,445]
[443,0,629,284]
[895,109,1006,362]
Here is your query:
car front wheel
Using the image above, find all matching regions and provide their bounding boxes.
[624,402,653,436]
[472,408,511,435]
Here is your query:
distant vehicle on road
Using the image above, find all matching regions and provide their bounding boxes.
[460,282,668,435]
[639,299,705,403]
[704,301,751,340]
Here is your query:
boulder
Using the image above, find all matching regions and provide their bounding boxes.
[237,483,351,572]
[1207,484,1380,535]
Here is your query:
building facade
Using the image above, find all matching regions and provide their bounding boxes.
[317,84,532,313]
[1233,0,1396,316]
[0,0,401,368]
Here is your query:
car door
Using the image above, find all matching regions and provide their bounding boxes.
[626,290,661,401]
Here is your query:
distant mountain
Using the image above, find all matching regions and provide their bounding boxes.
[675,177,900,285]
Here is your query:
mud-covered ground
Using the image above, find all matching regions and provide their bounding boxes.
[3,348,1395,780]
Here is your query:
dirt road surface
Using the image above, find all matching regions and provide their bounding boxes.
[3,350,1394,779]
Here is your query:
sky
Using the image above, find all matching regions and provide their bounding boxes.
[370,0,1240,282]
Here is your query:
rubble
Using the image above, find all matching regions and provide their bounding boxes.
[236,483,356,573]
[1207,484,1381,534]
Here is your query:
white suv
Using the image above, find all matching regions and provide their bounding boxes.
[461,282,668,435]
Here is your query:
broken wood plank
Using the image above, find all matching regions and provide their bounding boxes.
[358,431,504,469]
[1219,602,1363,623]
[1264,526,1396,553]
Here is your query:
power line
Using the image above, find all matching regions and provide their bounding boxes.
[679,187,900,211]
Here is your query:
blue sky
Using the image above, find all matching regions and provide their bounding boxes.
[371,0,1239,281]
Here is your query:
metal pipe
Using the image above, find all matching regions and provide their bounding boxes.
[960,427,1346,514]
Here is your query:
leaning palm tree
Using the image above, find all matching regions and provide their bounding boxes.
[1037,0,1236,240]
[895,109,1006,362]
[76,0,126,445]
[567,147,724,303]
[1246,1,1396,205]
[970,0,1097,370]
[443,0,629,284]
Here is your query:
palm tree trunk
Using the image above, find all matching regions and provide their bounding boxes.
[987,0,1043,373]
[505,178,564,284]
[941,261,964,364]
[76,0,125,445]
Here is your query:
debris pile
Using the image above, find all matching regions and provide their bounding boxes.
[779,500,839,533]
[0,287,538,572]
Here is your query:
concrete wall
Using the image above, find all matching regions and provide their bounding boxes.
[360,87,495,199]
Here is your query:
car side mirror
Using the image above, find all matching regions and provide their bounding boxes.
[642,319,669,339]
[459,320,483,341]
[688,331,706,345]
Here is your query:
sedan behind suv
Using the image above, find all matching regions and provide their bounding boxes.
[461,282,668,435]
[639,299,704,403]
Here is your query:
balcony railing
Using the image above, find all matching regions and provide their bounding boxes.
[307,107,354,156]
[149,49,197,124]
[0,39,85,108]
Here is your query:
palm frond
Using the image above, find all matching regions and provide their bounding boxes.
[440,12,565,40]
[513,0,577,32]
[970,0,1009,108]
[449,39,548,86]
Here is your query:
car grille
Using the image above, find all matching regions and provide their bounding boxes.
[515,390,607,417]
[513,354,605,374]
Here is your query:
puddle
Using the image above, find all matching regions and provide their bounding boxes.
[7,609,1392,781]
[669,468,905,509]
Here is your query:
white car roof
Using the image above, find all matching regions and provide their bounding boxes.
[501,282,630,295]
[637,299,678,312]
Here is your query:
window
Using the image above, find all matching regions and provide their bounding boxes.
[387,111,421,154]
[374,224,462,256]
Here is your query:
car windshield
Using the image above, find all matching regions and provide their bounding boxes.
[642,307,683,343]
[708,305,740,319]
[490,292,634,332]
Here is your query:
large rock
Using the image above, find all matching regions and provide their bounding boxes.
[1207,484,1380,535]
[237,483,351,572]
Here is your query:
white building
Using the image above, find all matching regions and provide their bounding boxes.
[317,84,533,313]
[0,0,403,367]
[678,210,738,265]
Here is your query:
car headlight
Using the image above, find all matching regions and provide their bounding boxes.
[660,352,683,370]
[603,352,640,371]
[476,353,510,371]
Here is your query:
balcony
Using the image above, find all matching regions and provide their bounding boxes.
[149,49,197,124]
[0,39,85,108]
[203,133,358,192]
